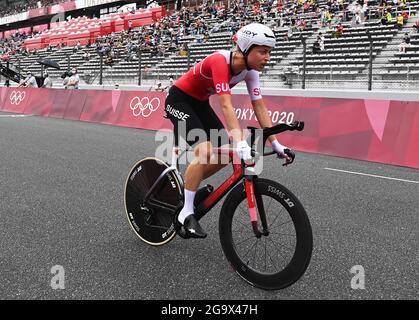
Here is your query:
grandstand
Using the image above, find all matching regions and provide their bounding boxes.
[1,0,419,90]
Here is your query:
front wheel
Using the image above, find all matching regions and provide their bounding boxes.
[219,178,313,290]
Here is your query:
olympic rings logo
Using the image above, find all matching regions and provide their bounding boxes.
[10,91,26,105]
[129,96,160,118]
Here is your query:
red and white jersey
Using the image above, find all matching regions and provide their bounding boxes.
[175,50,262,102]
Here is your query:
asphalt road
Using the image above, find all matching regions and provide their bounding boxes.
[0,112,417,300]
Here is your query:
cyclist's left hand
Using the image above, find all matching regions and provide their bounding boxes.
[272,140,295,166]
[280,149,295,166]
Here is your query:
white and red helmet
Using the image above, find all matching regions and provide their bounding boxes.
[234,23,276,54]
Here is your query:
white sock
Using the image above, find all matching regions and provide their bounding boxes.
[178,189,196,224]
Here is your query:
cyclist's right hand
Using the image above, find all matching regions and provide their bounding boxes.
[235,140,252,161]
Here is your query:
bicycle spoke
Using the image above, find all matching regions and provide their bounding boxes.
[235,197,294,272]
[267,236,294,255]
[267,206,288,229]
[269,219,293,231]
[268,232,296,237]
[265,198,285,228]
[241,238,259,265]
[238,202,249,215]
[234,235,256,247]
[268,232,296,249]
[263,196,274,216]
[232,205,252,233]
[267,237,290,262]
[265,240,281,272]
[253,238,259,269]
[263,237,278,272]
[264,237,267,271]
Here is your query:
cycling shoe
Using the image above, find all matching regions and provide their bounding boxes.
[183,215,207,239]
[174,213,207,239]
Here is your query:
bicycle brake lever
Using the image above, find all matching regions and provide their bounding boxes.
[282,149,295,166]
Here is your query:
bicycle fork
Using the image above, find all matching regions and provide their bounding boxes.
[244,173,269,238]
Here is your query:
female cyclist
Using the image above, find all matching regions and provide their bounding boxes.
[164,23,293,238]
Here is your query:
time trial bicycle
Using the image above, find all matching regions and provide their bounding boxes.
[124,121,312,290]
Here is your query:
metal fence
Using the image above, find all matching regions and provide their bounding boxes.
[6,27,419,92]
[272,27,419,92]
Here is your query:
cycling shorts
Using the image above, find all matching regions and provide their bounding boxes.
[164,85,230,147]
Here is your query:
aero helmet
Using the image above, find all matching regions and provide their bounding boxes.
[234,23,276,55]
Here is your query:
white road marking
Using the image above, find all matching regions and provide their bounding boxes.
[324,167,419,184]
[0,114,30,118]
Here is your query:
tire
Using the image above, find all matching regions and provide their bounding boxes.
[219,178,312,290]
[124,157,182,246]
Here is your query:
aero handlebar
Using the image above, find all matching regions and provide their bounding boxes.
[247,121,305,154]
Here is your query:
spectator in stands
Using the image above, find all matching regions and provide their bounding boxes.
[399,37,411,53]
[62,71,70,89]
[386,10,393,24]
[362,0,370,21]
[313,33,325,54]
[154,81,168,92]
[332,13,343,25]
[333,23,344,38]
[354,12,362,25]
[203,32,210,43]
[73,41,81,53]
[0,0,67,19]
[19,71,38,88]
[319,32,325,51]
[168,75,175,87]
[402,10,409,23]
[156,45,165,57]
[313,39,321,54]
[284,27,293,42]
[67,68,79,89]
[397,13,404,29]
[381,13,388,25]
[179,43,189,57]
[330,0,340,14]
[105,55,114,66]
[42,72,52,88]
[128,20,133,33]
[144,64,151,72]
[401,32,411,52]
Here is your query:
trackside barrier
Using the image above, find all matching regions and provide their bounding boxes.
[0,87,418,169]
